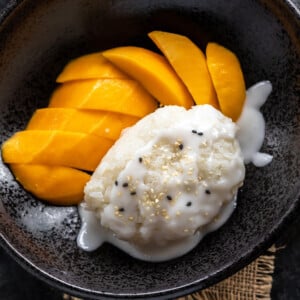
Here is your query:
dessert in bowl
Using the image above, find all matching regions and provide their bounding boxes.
[0,0,299,299]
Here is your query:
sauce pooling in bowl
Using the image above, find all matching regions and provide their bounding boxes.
[237,81,273,166]
[77,199,236,262]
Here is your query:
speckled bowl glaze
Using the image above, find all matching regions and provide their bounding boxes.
[0,0,299,299]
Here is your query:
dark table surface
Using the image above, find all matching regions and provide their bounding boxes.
[0,0,299,299]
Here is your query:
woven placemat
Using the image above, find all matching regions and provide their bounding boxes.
[178,245,276,300]
[63,246,276,300]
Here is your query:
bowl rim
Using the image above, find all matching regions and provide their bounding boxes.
[0,0,300,299]
[0,0,21,24]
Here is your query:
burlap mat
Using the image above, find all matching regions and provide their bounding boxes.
[63,246,276,300]
[178,245,276,300]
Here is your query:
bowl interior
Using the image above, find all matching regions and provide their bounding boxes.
[0,0,299,299]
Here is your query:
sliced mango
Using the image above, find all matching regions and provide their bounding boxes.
[148,31,219,108]
[10,164,90,205]
[102,46,194,108]
[56,52,128,83]
[2,130,114,171]
[206,43,246,121]
[49,79,158,117]
[27,108,139,140]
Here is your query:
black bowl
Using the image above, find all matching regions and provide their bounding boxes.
[0,0,299,299]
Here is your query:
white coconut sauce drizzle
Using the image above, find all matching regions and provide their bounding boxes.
[77,81,273,261]
[77,200,236,262]
[237,81,273,166]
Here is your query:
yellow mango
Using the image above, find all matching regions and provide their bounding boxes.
[49,79,158,117]
[148,31,219,108]
[2,130,114,171]
[56,52,128,83]
[27,108,139,140]
[206,43,246,121]
[10,164,90,205]
[102,46,194,108]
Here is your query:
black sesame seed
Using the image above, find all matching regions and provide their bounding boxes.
[139,157,143,163]
[192,130,197,134]
[179,143,184,150]
[166,195,172,201]
[122,183,128,188]
[186,201,192,207]
[130,191,136,195]
[205,189,211,195]
[115,180,118,186]
[197,132,203,136]
[119,207,125,212]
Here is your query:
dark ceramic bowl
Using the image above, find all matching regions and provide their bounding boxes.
[0,0,299,299]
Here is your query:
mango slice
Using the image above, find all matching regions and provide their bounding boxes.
[56,52,128,83]
[148,31,219,109]
[49,79,158,117]
[2,130,114,171]
[206,43,246,121]
[27,108,139,140]
[102,46,194,108]
[11,164,90,205]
